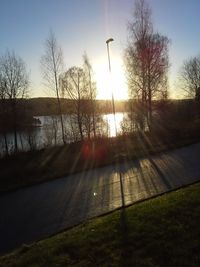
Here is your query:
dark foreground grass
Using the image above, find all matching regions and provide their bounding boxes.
[1,182,200,267]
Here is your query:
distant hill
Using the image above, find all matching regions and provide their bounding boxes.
[22,97,129,116]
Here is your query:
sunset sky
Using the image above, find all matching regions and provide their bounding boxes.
[1,0,200,99]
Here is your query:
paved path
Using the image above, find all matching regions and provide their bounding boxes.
[0,143,200,254]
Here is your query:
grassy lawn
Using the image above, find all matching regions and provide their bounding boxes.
[1,182,200,267]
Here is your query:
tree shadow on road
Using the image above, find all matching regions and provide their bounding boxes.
[148,157,172,190]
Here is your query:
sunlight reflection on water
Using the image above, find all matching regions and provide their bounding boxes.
[103,113,124,137]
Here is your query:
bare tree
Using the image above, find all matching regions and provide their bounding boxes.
[0,50,29,152]
[61,59,98,141]
[125,0,169,129]
[61,66,87,140]
[0,74,9,154]
[83,52,97,138]
[180,56,200,100]
[41,31,66,144]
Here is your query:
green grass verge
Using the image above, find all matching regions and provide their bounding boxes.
[1,182,200,267]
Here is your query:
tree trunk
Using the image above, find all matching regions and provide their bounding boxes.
[56,93,65,145]
[12,101,18,152]
[78,114,83,140]
[147,76,152,131]
[3,132,8,155]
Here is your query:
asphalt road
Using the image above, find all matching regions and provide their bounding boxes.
[0,143,200,254]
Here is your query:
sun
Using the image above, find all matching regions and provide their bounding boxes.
[93,56,128,100]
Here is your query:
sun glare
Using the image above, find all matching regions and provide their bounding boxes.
[103,113,124,137]
[94,56,128,100]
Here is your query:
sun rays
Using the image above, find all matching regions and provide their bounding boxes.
[93,56,128,100]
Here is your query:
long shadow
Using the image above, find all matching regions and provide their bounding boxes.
[148,157,172,190]
[115,159,129,207]
[116,157,172,266]
[119,206,130,267]
[114,160,131,266]
[135,132,173,192]
[136,159,153,196]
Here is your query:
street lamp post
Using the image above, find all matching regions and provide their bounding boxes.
[106,39,124,206]
[106,38,117,136]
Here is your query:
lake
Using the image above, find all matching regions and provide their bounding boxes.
[0,112,127,155]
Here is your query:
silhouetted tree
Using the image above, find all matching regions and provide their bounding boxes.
[41,31,66,144]
[180,56,200,100]
[61,58,99,141]
[196,87,200,102]
[83,53,97,138]
[0,50,29,152]
[61,66,86,140]
[0,74,9,154]
[125,0,169,129]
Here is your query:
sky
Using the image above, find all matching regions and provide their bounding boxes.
[1,0,200,99]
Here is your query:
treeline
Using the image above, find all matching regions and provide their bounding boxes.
[25,98,128,116]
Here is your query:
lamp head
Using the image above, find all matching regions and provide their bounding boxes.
[106,38,114,44]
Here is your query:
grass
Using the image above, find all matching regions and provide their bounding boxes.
[1,182,200,266]
[0,130,200,193]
